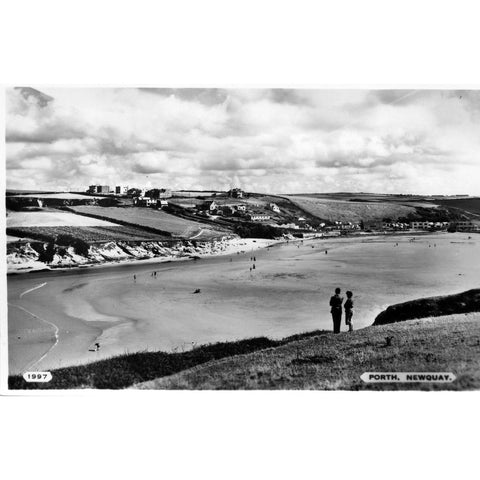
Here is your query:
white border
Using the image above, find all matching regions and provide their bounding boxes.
[2,1,480,478]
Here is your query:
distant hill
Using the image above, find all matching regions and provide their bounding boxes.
[280,193,475,223]
[283,194,417,222]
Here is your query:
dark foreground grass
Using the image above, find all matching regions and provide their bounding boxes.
[8,330,328,390]
[135,313,480,391]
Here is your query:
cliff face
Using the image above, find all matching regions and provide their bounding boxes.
[7,239,236,272]
[373,289,480,325]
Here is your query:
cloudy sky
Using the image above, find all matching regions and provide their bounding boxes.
[5,87,480,194]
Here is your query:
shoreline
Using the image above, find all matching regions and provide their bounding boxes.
[6,229,451,276]
[7,237,283,276]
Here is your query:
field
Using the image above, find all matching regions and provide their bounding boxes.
[435,197,480,218]
[6,225,171,243]
[284,195,418,222]
[69,206,231,240]
[10,192,104,200]
[172,191,220,197]
[6,210,119,227]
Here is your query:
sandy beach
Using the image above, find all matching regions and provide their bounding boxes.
[8,232,480,374]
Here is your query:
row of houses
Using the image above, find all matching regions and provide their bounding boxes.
[365,220,479,232]
[88,185,130,195]
[133,197,169,208]
[87,184,172,198]
[193,200,282,220]
[410,221,450,230]
[454,221,480,232]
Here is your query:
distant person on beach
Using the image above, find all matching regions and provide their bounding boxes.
[133,274,136,282]
[344,291,354,332]
[329,287,343,334]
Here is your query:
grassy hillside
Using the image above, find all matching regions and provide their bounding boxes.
[69,206,231,240]
[9,312,480,390]
[8,331,327,390]
[135,313,480,391]
[435,198,480,218]
[284,195,418,222]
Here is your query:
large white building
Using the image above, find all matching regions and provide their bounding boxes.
[455,221,480,231]
[88,185,110,194]
[410,221,433,230]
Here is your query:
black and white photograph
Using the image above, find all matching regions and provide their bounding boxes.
[2,2,480,480]
[4,86,480,391]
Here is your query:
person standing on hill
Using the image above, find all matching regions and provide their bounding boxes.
[329,287,343,334]
[344,290,354,332]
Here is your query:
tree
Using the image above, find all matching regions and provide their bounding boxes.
[56,234,90,256]
[38,242,56,263]
[127,188,142,197]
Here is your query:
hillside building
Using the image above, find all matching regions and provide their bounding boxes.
[278,223,299,230]
[228,188,244,198]
[158,188,172,199]
[133,196,153,207]
[196,200,217,212]
[269,203,280,213]
[88,185,111,194]
[133,197,169,208]
[115,185,129,195]
[454,221,480,231]
[410,221,433,230]
[247,214,271,222]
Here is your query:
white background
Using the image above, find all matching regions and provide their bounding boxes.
[1,1,479,479]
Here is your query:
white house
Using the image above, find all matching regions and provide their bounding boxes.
[269,203,280,213]
[203,200,217,211]
[278,223,299,229]
[134,196,153,207]
[410,221,432,230]
[455,221,479,231]
[115,185,129,195]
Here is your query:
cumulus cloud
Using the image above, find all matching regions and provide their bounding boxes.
[5,87,480,194]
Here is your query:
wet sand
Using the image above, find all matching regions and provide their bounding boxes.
[8,232,480,374]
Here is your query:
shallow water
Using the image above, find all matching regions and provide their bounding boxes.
[7,232,480,373]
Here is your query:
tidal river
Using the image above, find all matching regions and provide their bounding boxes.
[7,232,480,374]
